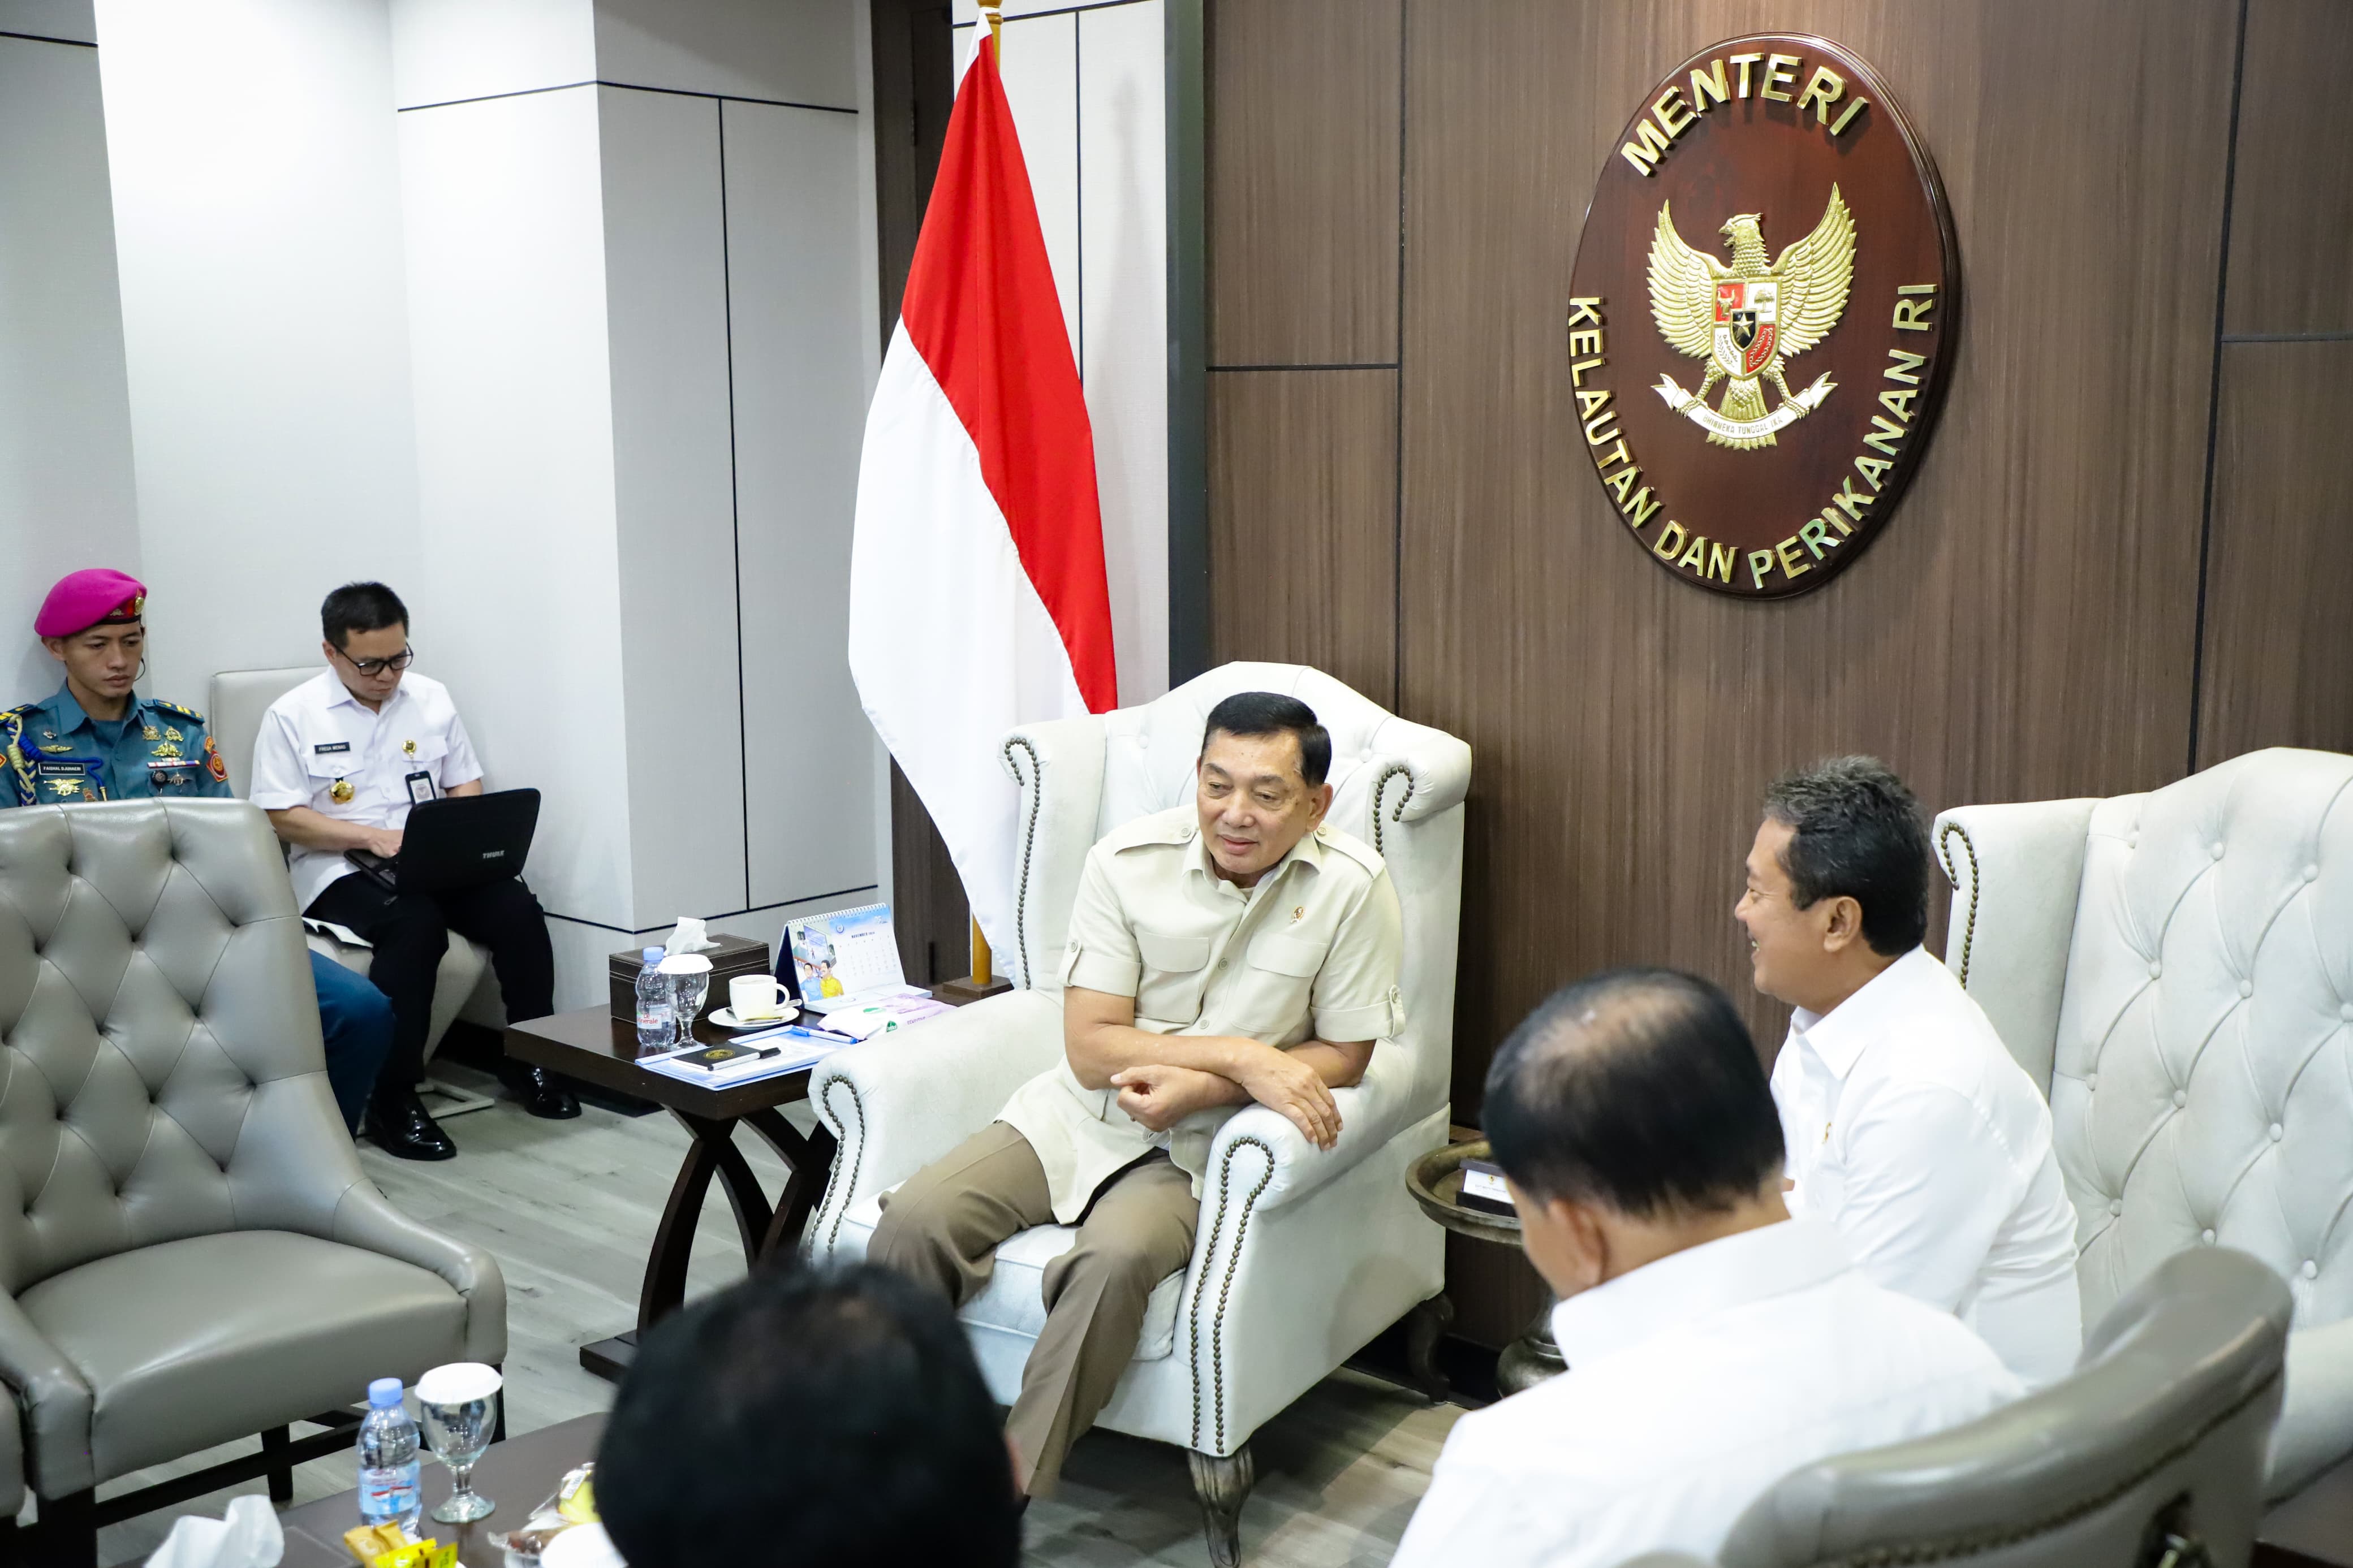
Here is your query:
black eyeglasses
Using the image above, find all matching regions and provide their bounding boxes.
[337,643,416,677]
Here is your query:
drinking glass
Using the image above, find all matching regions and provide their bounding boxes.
[669,966,712,1047]
[416,1362,502,1524]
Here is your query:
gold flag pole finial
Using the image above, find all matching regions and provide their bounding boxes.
[971,917,993,988]
[980,2,1001,47]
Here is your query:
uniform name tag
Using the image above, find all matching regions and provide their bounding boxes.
[36,759,88,776]
[313,741,352,755]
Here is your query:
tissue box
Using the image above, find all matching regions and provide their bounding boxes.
[609,934,772,1026]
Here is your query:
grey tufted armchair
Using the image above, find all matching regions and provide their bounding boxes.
[1935,747,2353,1501]
[0,801,503,1560]
[1721,1248,2290,1568]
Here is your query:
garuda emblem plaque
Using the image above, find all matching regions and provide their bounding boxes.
[1566,36,1957,597]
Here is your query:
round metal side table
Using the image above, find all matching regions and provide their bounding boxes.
[1406,1138,1565,1396]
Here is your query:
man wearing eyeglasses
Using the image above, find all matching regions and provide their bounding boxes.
[250,581,577,1158]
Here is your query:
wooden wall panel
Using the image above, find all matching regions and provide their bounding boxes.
[1208,369,1399,703]
[1392,0,2236,1106]
[2194,340,2353,767]
[2222,0,2353,336]
[1207,0,1402,367]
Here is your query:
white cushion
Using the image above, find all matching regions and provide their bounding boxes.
[835,1191,1183,1362]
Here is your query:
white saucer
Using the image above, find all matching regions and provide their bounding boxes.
[709,1004,799,1030]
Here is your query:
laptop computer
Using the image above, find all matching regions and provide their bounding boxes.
[344,787,540,896]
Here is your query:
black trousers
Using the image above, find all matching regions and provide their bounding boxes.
[308,872,556,1096]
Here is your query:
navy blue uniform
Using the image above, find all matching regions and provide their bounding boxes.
[0,684,394,1129]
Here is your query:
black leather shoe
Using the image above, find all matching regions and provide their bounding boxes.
[364,1088,458,1160]
[501,1063,581,1120]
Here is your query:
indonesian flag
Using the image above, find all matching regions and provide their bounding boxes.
[847,29,1118,963]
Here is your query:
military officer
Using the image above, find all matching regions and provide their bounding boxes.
[3,569,395,1131]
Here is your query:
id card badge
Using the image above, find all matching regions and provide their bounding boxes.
[404,770,438,806]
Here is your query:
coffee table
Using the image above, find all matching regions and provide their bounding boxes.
[1406,1138,1564,1396]
[146,1415,606,1568]
[504,1008,838,1379]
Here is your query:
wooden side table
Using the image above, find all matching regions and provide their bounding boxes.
[1406,1138,1565,1396]
[505,1008,838,1380]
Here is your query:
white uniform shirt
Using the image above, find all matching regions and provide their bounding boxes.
[1391,1220,2020,1568]
[1773,945,2084,1388]
[248,669,484,908]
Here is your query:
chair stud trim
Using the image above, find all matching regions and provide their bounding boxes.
[1002,736,1044,987]
[1935,820,1981,987]
[1187,1134,1276,1452]
[1370,764,1414,858]
[1799,1367,2279,1567]
[815,1075,868,1254]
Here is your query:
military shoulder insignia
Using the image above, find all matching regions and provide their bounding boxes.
[1565,34,1955,598]
[150,700,204,722]
[208,750,228,783]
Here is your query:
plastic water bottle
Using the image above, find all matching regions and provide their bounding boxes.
[635,948,673,1051]
[357,1377,421,1536]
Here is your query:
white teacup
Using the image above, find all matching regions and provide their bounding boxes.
[730,973,788,1021]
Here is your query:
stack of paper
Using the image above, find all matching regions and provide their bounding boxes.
[639,1026,846,1087]
[821,987,953,1040]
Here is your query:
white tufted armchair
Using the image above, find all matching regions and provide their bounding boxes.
[1934,746,2353,1500]
[807,662,1468,1564]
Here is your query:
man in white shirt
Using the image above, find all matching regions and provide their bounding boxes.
[1393,969,2020,1568]
[1736,757,2082,1386]
[250,581,576,1158]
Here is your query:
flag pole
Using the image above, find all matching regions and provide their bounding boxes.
[962,0,1008,1005]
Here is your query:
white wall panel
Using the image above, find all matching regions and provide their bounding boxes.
[597,85,747,927]
[1,0,93,42]
[389,0,594,110]
[398,88,634,996]
[723,100,878,912]
[594,0,854,108]
[993,11,1080,360]
[0,32,141,702]
[97,0,425,707]
[950,0,1088,23]
[1079,0,1167,705]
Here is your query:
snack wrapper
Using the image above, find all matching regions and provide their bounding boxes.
[341,1526,455,1568]
[489,1462,599,1566]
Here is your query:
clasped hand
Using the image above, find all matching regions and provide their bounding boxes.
[1110,1042,1342,1151]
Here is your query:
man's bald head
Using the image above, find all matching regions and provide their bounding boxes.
[1483,968,1785,1220]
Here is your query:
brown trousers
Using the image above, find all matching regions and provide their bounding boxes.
[869,1121,1199,1496]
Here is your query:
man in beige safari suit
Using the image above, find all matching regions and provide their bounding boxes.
[869,690,1404,1497]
